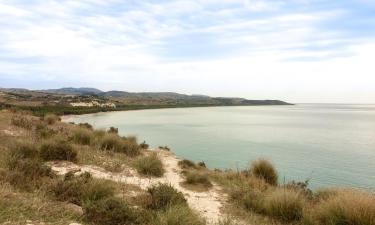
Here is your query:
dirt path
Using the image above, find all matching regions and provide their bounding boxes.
[50,150,226,224]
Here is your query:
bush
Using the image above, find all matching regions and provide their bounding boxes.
[263,189,304,222]
[178,159,196,169]
[122,136,140,156]
[197,161,206,168]
[100,134,123,151]
[139,141,149,149]
[35,123,56,138]
[310,189,375,225]
[40,138,77,162]
[11,115,33,129]
[250,159,278,185]
[99,134,140,156]
[8,141,39,161]
[6,158,54,190]
[156,204,205,225]
[241,188,264,213]
[159,146,170,151]
[83,197,138,225]
[73,128,93,145]
[108,127,118,134]
[184,171,212,188]
[79,122,93,130]
[51,172,114,205]
[147,183,187,210]
[44,114,60,125]
[134,153,164,177]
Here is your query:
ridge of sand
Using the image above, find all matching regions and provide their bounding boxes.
[50,150,226,224]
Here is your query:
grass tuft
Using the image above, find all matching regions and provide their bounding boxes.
[156,204,206,225]
[40,138,77,162]
[184,171,212,188]
[263,188,304,222]
[134,153,164,177]
[73,128,94,145]
[147,183,187,210]
[310,189,375,225]
[250,159,278,186]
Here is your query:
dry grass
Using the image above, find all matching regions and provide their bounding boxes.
[40,137,77,162]
[182,171,212,192]
[0,183,82,225]
[155,204,206,225]
[72,127,94,145]
[134,153,164,177]
[263,188,304,222]
[250,159,278,186]
[43,114,60,125]
[308,189,375,225]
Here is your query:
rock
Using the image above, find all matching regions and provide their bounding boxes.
[66,203,84,216]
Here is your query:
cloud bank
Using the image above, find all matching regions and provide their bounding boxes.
[0,0,375,103]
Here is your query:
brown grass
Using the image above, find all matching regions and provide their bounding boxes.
[134,153,164,177]
[250,159,278,186]
[308,189,375,225]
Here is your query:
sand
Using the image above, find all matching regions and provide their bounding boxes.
[49,150,227,224]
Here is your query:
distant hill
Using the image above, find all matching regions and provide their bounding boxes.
[40,87,103,95]
[0,87,292,114]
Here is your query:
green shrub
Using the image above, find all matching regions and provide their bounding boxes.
[83,197,138,225]
[11,115,33,129]
[44,114,60,125]
[178,159,196,169]
[40,138,77,162]
[263,189,304,222]
[134,153,164,177]
[156,204,205,225]
[147,183,187,210]
[184,171,212,188]
[250,159,278,185]
[51,172,114,205]
[310,189,375,225]
[73,128,93,145]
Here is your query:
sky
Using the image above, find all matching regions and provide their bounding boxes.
[0,0,375,103]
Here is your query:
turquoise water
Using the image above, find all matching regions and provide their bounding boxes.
[65,104,375,190]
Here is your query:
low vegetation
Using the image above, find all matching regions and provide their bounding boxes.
[146,183,187,210]
[72,127,93,145]
[183,171,212,190]
[100,133,141,156]
[40,138,77,162]
[250,159,278,185]
[134,153,164,177]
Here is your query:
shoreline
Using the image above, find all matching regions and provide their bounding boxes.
[60,104,294,121]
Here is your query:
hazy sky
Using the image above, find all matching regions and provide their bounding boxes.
[0,0,375,103]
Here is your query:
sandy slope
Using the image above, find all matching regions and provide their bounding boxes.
[50,150,226,224]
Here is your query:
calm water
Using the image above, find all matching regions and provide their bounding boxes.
[65,104,375,190]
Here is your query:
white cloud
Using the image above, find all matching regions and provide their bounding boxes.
[0,0,374,103]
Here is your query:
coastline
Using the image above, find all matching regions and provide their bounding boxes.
[60,104,295,121]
